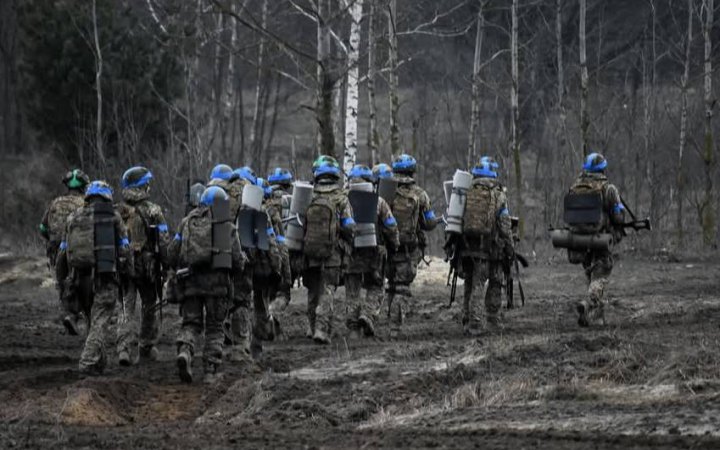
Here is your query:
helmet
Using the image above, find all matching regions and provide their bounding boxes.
[372,163,393,180]
[313,155,341,179]
[188,182,206,208]
[62,169,90,190]
[348,164,374,183]
[234,166,257,184]
[121,166,153,189]
[85,180,113,201]
[392,154,417,174]
[471,161,498,179]
[480,156,500,170]
[583,152,607,173]
[312,155,337,172]
[200,186,229,207]
[209,164,236,181]
[268,167,293,185]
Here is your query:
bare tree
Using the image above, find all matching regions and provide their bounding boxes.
[343,0,364,173]
[91,0,105,167]
[367,0,379,165]
[387,0,400,158]
[579,0,589,156]
[467,1,485,168]
[251,0,269,165]
[676,0,693,248]
[317,0,335,157]
[510,0,523,235]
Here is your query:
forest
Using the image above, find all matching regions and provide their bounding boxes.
[0,0,719,253]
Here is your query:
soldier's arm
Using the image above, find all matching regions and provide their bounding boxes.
[418,190,438,231]
[339,198,356,242]
[230,227,247,275]
[379,198,400,251]
[167,219,186,269]
[114,212,133,275]
[605,184,626,225]
[39,205,51,240]
[496,192,514,255]
[150,205,171,263]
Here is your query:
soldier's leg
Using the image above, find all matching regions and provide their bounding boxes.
[587,250,613,324]
[79,281,117,374]
[203,296,227,378]
[313,270,336,344]
[304,268,321,337]
[389,251,418,328]
[345,272,363,331]
[252,275,274,341]
[116,279,139,365]
[360,270,383,337]
[176,296,202,383]
[485,261,504,327]
[227,269,252,360]
[138,280,160,358]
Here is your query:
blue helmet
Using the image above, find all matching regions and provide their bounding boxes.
[234,166,257,184]
[583,153,607,173]
[121,166,153,189]
[471,161,498,179]
[210,164,236,181]
[348,164,374,182]
[85,180,113,201]
[268,167,293,185]
[480,156,500,170]
[392,154,417,174]
[313,156,341,179]
[200,186,229,207]
[372,163,393,180]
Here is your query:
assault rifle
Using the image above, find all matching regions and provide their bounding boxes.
[149,225,165,327]
[505,216,529,309]
[618,195,652,236]
[444,234,462,308]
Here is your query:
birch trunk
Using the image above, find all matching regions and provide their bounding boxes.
[387,0,400,157]
[510,0,523,236]
[92,0,105,167]
[251,0,268,164]
[579,0,589,156]
[677,0,692,247]
[343,0,364,173]
[467,2,485,168]
[702,0,716,246]
[367,0,379,165]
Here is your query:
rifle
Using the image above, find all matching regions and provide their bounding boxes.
[618,195,652,235]
[445,235,461,308]
[149,225,164,328]
[504,252,529,309]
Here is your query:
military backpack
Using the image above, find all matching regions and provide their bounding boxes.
[463,183,500,239]
[180,209,214,268]
[303,195,338,259]
[565,178,607,235]
[392,188,420,247]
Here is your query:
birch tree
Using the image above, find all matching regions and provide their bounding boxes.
[677,0,692,247]
[701,0,716,246]
[343,0,364,173]
[579,0,589,155]
[387,0,400,157]
[467,1,485,168]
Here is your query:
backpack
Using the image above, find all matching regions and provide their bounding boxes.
[47,195,84,241]
[66,207,96,269]
[303,195,338,259]
[180,209,214,268]
[463,183,499,238]
[121,203,150,253]
[392,188,420,247]
[565,178,606,235]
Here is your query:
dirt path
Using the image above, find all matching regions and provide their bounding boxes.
[0,251,719,449]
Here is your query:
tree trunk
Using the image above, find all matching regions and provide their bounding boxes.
[367,0,379,165]
[701,0,716,247]
[510,0,523,236]
[387,0,400,157]
[467,2,485,169]
[317,0,335,157]
[251,0,268,166]
[92,0,105,168]
[579,0,589,156]
[677,0,693,247]
[343,0,364,173]
[555,0,567,220]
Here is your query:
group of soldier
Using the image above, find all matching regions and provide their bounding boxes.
[40,151,634,384]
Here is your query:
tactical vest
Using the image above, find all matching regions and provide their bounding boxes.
[47,195,84,241]
[565,176,608,234]
[66,202,117,273]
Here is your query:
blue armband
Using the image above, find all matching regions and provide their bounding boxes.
[119,237,130,247]
[384,216,397,227]
[498,207,510,217]
[341,217,356,228]
[612,203,625,214]
[59,241,67,250]
[266,227,276,237]
[424,210,436,221]
[157,223,168,233]
[276,235,286,244]
[173,233,182,242]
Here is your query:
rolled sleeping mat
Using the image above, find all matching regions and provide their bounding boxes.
[211,195,233,269]
[281,194,292,219]
[377,177,398,203]
[550,229,612,251]
[94,202,117,274]
[443,180,453,207]
[242,184,264,211]
[445,170,472,235]
[452,169,473,191]
[290,182,313,215]
[354,222,377,248]
[285,217,305,251]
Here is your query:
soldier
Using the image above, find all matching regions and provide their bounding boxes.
[168,186,246,383]
[385,154,437,333]
[116,166,170,366]
[57,181,132,375]
[567,153,625,327]
[40,168,90,335]
[303,156,355,344]
[454,160,514,335]
[345,164,399,338]
[267,168,295,305]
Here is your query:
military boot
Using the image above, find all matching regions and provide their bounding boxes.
[62,314,79,336]
[176,348,193,384]
[576,300,590,328]
[313,328,331,345]
[203,362,223,384]
[139,345,160,361]
[118,350,132,367]
[358,315,376,337]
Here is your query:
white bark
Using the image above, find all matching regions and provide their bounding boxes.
[343,0,364,173]
[579,0,588,155]
[387,0,400,157]
[367,0,378,164]
[467,2,484,168]
[677,0,693,245]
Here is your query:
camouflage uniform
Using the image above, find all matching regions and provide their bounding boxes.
[168,207,246,375]
[568,172,625,324]
[265,187,293,303]
[303,180,355,341]
[58,198,132,374]
[458,178,513,334]
[115,187,170,361]
[386,175,437,327]
[345,194,399,336]
[248,207,282,347]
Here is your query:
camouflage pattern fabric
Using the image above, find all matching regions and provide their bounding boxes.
[78,278,119,374]
[177,295,227,372]
[461,258,504,331]
[117,279,159,356]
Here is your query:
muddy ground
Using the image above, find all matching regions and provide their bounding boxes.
[0,250,719,449]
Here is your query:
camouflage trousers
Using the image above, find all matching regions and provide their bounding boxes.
[227,270,253,355]
[462,258,504,327]
[345,271,383,331]
[304,268,340,335]
[177,296,227,370]
[386,246,422,326]
[79,279,119,373]
[582,250,613,308]
[117,278,159,356]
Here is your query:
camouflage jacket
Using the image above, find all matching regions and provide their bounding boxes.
[116,188,170,271]
[393,175,438,248]
[461,178,513,259]
[305,181,355,269]
[40,191,85,243]
[207,178,249,219]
